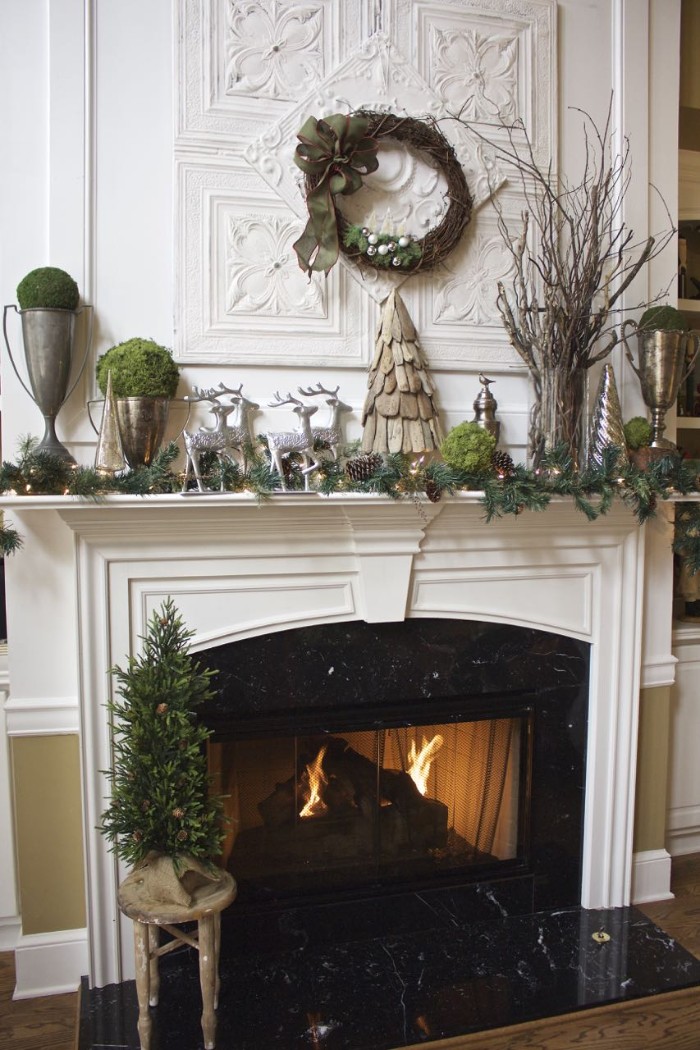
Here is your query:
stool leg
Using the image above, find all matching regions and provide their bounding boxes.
[198,915,217,1050]
[133,921,152,1050]
[148,925,160,1006]
[214,912,222,1010]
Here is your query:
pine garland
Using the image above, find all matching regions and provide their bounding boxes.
[2,437,700,572]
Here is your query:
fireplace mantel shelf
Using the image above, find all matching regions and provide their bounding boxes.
[0,488,676,513]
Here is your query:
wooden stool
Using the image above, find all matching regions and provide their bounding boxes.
[118,869,237,1050]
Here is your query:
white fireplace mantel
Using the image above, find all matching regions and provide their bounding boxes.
[2,492,650,987]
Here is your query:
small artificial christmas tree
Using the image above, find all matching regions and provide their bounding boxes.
[99,599,224,882]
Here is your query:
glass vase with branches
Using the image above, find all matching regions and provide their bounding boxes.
[454,101,674,465]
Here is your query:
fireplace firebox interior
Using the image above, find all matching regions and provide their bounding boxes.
[211,711,528,902]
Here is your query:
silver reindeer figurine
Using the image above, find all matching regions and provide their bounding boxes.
[266,391,320,491]
[297,383,352,460]
[182,383,259,492]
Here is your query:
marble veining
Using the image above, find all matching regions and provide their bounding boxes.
[80,900,700,1050]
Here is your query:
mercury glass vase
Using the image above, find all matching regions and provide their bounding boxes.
[531,365,587,468]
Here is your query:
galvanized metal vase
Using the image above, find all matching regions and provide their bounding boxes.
[113,397,171,469]
[3,303,93,463]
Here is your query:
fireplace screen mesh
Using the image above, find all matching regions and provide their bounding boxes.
[210,714,525,900]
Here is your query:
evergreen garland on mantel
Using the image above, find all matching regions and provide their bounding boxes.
[1,436,700,572]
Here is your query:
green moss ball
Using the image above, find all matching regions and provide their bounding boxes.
[16,267,80,311]
[638,305,688,332]
[440,421,497,473]
[96,338,180,398]
[623,416,652,450]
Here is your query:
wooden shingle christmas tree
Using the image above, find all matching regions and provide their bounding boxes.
[361,289,442,455]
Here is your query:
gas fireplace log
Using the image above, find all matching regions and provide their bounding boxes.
[257,737,449,846]
[258,776,297,828]
[299,736,427,811]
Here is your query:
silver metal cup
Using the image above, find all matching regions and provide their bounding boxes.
[113,397,171,469]
[3,304,93,463]
[622,319,700,448]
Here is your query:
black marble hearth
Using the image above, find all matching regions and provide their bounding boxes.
[79,889,700,1050]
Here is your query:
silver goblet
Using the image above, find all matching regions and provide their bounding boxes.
[3,303,93,464]
[622,318,700,449]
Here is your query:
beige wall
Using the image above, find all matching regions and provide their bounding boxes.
[680,0,700,149]
[634,686,672,853]
[12,735,86,934]
[681,0,700,108]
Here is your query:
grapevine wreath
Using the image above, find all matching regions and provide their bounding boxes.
[292,110,473,276]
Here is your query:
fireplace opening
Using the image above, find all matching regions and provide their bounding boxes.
[210,704,531,903]
[196,618,589,913]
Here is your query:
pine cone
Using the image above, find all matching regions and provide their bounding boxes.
[492,449,515,478]
[424,479,441,503]
[346,452,383,482]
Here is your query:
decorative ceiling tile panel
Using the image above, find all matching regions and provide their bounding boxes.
[177,0,373,148]
[225,2,325,100]
[176,157,370,365]
[394,0,556,165]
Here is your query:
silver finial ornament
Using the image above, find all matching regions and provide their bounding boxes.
[472,374,500,442]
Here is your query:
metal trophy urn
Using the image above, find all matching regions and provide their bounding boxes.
[3,300,92,464]
[622,316,700,450]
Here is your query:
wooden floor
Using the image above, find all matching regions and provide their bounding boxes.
[1,854,699,1050]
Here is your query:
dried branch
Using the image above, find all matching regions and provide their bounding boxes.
[447,98,674,460]
[493,106,671,372]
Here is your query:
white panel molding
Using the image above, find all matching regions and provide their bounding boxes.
[0,918,21,952]
[12,927,88,999]
[412,568,593,637]
[667,806,700,857]
[4,696,80,736]
[631,849,674,904]
[640,654,678,690]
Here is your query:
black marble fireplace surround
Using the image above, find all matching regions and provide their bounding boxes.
[200,619,590,914]
[79,619,700,1050]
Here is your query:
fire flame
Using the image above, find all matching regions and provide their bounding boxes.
[299,745,329,818]
[408,734,444,795]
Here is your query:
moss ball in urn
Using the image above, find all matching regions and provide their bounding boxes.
[96,338,180,398]
[16,267,80,311]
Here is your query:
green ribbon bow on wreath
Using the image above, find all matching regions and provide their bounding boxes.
[292,113,379,276]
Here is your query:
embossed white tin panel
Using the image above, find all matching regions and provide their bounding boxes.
[394,0,556,164]
[175,0,556,370]
[177,0,374,146]
[177,157,370,364]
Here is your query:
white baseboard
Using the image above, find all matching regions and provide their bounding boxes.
[12,927,88,999]
[632,848,674,904]
[0,917,21,950]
